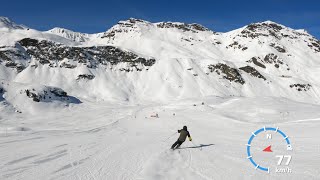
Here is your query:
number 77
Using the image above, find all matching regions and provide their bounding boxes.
[276,155,292,165]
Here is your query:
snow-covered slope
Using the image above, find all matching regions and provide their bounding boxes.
[1,96,320,180]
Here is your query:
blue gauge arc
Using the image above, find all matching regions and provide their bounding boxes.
[246,127,291,172]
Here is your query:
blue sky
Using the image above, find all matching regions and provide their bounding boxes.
[1,0,320,38]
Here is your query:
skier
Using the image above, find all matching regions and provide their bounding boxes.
[171,126,192,149]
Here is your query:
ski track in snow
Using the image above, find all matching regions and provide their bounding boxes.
[0,97,320,180]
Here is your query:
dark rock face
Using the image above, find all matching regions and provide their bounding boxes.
[0,51,10,62]
[0,86,4,97]
[240,29,268,39]
[264,53,279,63]
[226,41,248,51]
[208,63,245,84]
[0,47,28,72]
[239,22,285,39]
[239,66,266,80]
[101,18,149,39]
[263,53,288,69]
[127,18,146,24]
[5,61,25,72]
[247,22,283,32]
[1,38,156,74]
[25,89,40,102]
[189,23,210,32]
[0,86,4,102]
[19,38,39,46]
[269,43,286,53]
[116,18,147,28]
[24,87,68,102]
[307,39,320,52]
[157,22,210,32]
[101,29,119,39]
[247,57,266,69]
[50,88,67,97]
[248,54,289,70]
[17,38,156,70]
[102,19,212,39]
[77,74,95,80]
[60,62,77,69]
[19,38,88,64]
[289,84,311,91]
[102,19,140,39]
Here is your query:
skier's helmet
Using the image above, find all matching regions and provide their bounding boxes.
[183,126,187,130]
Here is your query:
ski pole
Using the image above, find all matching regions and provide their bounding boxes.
[162,132,177,142]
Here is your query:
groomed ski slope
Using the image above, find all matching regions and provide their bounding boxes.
[1,96,320,180]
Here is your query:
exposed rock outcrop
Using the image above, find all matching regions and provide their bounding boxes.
[270,43,286,53]
[157,22,210,32]
[289,84,311,91]
[247,54,289,70]
[17,38,156,70]
[208,63,245,84]
[77,74,95,80]
[24,87,69,102]
[239,66,266,80]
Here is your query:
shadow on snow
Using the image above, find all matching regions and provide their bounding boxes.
[178,143,215,149]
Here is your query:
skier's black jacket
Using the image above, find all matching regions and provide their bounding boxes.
[177,126,191,142]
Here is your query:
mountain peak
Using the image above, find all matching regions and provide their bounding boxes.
[0,16,26,30]
[234,20,292,39]
[47,27,90,42]
[246,20,285,32]
[49,27,69,32]
[117,18,151,26]
[128,18,150,24]
[48,27,83,34]
[101,18,214,40]
[260,20,280,24]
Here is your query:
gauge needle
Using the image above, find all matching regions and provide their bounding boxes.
[263,145,272,152]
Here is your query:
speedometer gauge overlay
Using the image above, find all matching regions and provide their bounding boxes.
[246,127,293,173]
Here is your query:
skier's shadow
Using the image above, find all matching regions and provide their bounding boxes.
[178,143,215,149]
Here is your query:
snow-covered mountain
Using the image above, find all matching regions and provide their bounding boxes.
[1,17,320,113]
[0,17,27,30]
[47,27,91,42]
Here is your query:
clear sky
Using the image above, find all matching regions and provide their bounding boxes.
[1,0,320,38]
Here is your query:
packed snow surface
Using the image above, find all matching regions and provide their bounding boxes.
[1,96,320,180]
